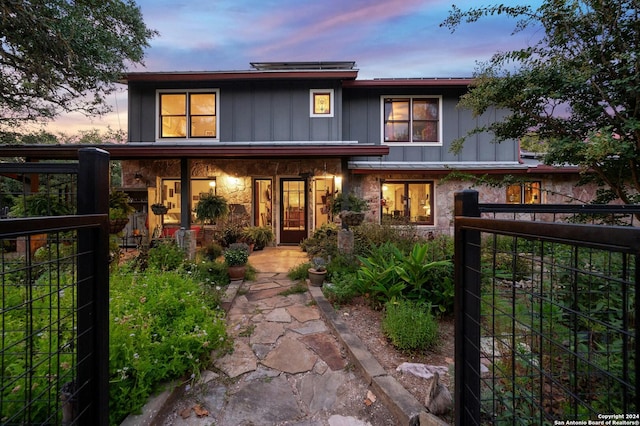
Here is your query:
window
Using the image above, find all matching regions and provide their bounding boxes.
[158,90,218,139]
[381,181,434,225]
[310,89,334,117]
[383,96,441,144]
[506,182,541,204]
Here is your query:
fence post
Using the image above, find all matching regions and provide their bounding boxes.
[77,148,110,425]
[454,190,481,426]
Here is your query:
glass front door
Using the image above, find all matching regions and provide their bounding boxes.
[280,178,307,244]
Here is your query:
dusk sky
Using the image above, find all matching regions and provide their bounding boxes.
[46,0,544,135]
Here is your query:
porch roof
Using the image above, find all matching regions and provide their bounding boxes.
[349,161,579,175]
[0,143,389,161]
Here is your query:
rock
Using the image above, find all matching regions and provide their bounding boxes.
[395,363,449,380]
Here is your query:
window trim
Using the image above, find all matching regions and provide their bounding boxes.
[380,95,442,146]
[156,89,220,141]
[310,89,334,118]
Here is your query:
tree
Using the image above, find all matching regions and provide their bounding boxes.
[443,1,640,204]
[0,0,156,131]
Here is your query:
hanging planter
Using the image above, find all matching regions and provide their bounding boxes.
[151,203,169,215]
[109,218,130,234]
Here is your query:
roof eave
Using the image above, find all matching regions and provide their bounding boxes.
[0,144,389,161]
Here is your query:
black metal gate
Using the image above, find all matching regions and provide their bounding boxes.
[455,190,639,425]
[0,148,110,425]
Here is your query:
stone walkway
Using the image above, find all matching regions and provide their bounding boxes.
[123,247,445,426]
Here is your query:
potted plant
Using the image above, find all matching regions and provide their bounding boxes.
[109,191,136,234]
[242,225,274,250]
[224,242,249,280]
[194,193,229,225]
[308,257,327,287]
[329,192,367,226]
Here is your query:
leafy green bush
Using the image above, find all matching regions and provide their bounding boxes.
[354,241,455,313]
[288,262,312,280]
[300,222,339,259]
[148,239,186,271]
[353,221,420,256]
[224,242,249,266]
[382,299,438,351]
[109,269,228,424]
[191,259,230,286]
[395,243,454,314]
[201,242,223,261]
[322,271,360,305]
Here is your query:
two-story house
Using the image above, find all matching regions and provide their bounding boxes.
[1,61,583,245]
[114,60,586,245]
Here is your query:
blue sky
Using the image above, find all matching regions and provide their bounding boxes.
[47,0,543,134]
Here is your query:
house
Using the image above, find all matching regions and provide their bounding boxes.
[0,61,589,245]
[118,60,594,245]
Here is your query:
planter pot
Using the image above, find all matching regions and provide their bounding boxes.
[339,211,365,227]
[109,218,129,234]
[308,268,326,287]
[228,265,246,280]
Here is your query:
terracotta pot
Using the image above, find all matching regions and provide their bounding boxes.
[228,265,246,280]
[308,268,326,287]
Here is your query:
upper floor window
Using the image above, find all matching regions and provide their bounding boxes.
[507,182,541,204]
[383,97,441,144]
[310,89,334,117]
[158,90,218,139]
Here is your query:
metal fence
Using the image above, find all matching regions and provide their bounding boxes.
[0,148,110,425]
[455,190,639,425]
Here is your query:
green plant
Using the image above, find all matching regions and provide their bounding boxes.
[221,223,243,246]
[109,269,228,424]
[329,192,367,214]
[300,222,339,259]
[288,262,312,280]
[395,243,454,314]
[279,282,308,296]
[9,192,72,217]
[148,239,186,271]
[322,271,360,305]
[310,257,326,272]
[356,242,405,308]
[242,226,274,249]
[194,193,229,225]
[202,242,223,261]
[224,242,249,266]
[382,299,438,351]
[109,190,135,220]
[191,259,229,286]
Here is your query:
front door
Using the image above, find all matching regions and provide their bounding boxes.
[280,178,307,244]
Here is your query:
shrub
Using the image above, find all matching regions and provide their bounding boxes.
[202,242,223,261]
[323,271,360,305]
[147,239,186,271]
[224,242,249,266]
[109,270,228,424]
[382,299,438,351]
[300,222,339,259]
[288,262,312,280]
[191,259,229,286]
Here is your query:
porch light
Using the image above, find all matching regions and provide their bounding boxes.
[209,181,216,188]
[334,176,342,190]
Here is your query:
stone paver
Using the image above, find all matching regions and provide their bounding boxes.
[148,247,403,426]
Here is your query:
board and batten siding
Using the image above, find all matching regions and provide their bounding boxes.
[127,80,343,143]
[342,87,518,164]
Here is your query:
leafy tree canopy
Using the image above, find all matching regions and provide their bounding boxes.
[443,1,640,204]
[0,0,156,131]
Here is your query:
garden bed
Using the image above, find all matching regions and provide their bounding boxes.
[335,298,455,424]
